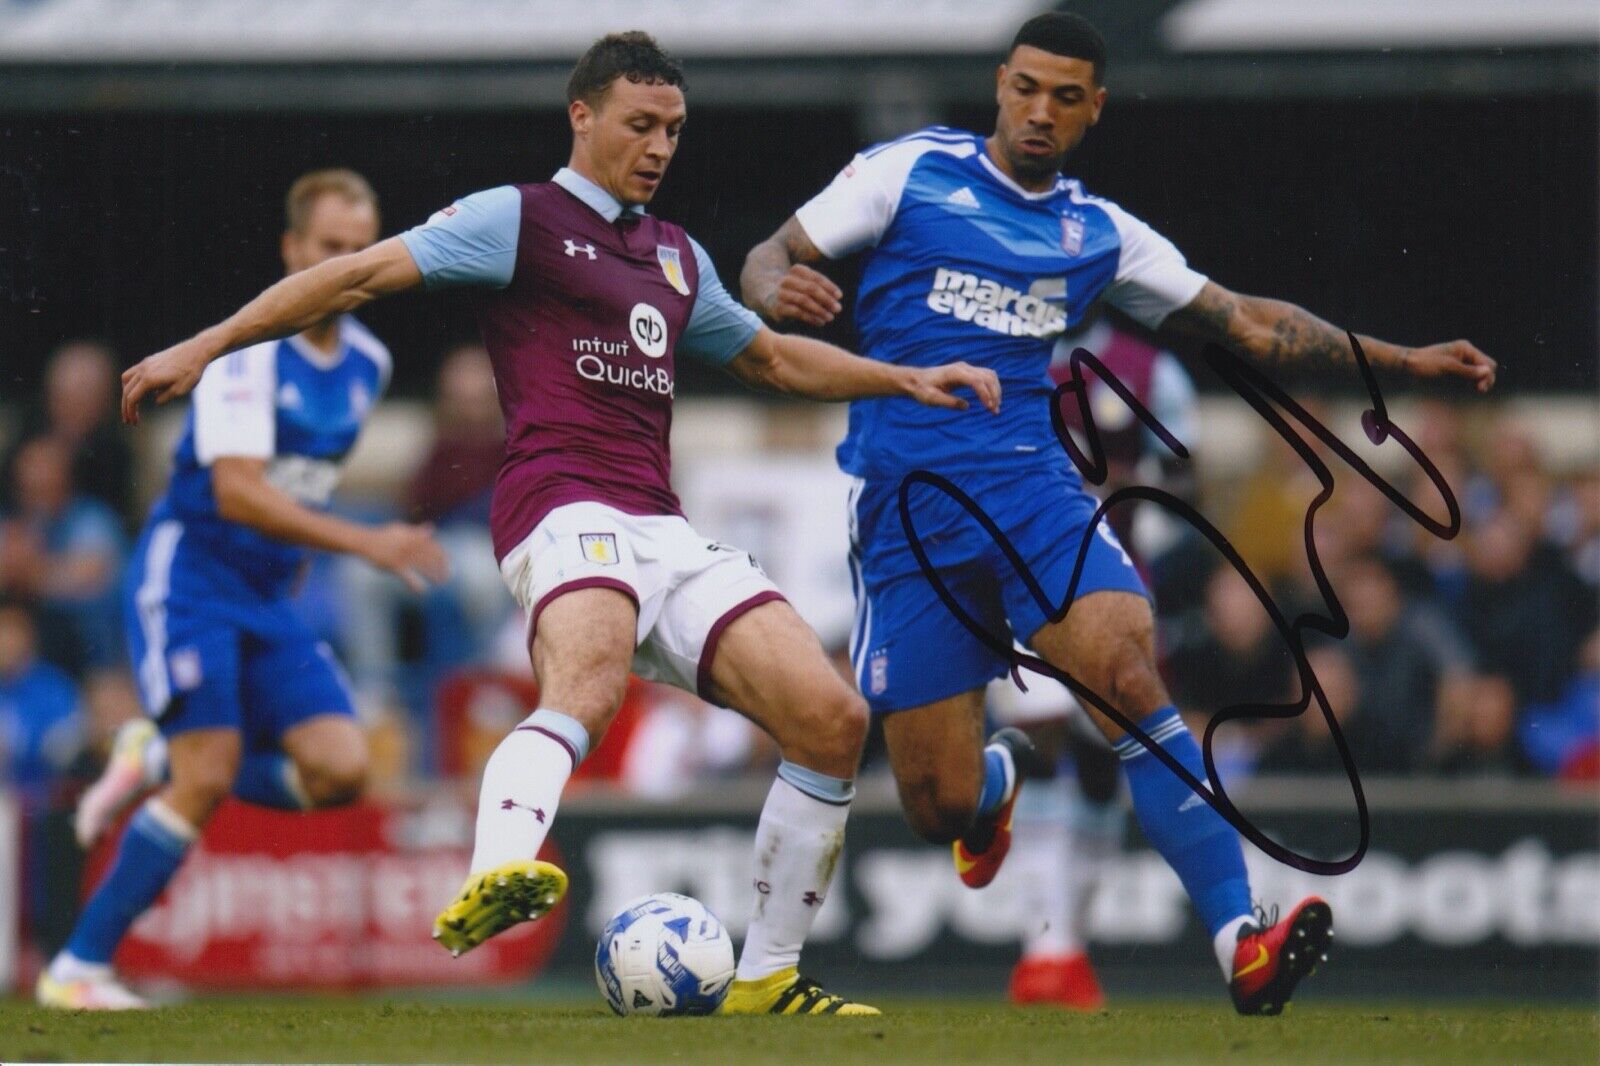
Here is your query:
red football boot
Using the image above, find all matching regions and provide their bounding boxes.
[1229,897,1334,1016]
[952,728,1052,889]
[1009,952,1106,1010]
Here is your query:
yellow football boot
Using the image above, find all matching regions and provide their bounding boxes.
[432,859,567,957]
[719,967,880,1016]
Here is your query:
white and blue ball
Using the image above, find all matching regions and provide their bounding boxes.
[594,893,735,1016]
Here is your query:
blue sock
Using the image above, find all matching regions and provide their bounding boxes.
[64,802,193,964]
[975,745,1012,817]
[1115,707,1251,936]
[232,752,309,811]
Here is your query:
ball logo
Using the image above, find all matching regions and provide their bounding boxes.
[630,303,668,359]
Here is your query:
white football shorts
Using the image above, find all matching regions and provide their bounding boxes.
[499,501,785,697]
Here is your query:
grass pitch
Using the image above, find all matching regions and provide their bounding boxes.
[2,998,1595,1064]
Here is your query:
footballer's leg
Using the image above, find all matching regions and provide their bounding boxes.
[281,714,368,808]
[1031,589,1331,1013]
[864,565,1050,888]
[697,598,877,1016]
[433,585,635,956]
[40,727,239,1009]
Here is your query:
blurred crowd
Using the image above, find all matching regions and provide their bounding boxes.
[1,337,1596,850]
[1157,398,1600,782]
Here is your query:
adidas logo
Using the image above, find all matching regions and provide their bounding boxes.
[945,186,980,209]
[276,382,302,409]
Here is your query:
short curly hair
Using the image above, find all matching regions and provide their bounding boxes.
[566,31,686,106]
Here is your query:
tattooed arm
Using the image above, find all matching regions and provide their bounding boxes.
[1163,281,1497,392]
[741,216,845,328]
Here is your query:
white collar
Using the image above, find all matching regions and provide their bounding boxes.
[553,166,648,223]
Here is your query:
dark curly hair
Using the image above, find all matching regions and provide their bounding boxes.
[566,31,686,106]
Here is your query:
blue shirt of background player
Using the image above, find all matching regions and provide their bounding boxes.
[150,317,391,603]
[397,167,762,364]
[0,657,82,808]
[793,126,1208,482]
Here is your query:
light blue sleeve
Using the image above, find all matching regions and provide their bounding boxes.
[397,186,521,290]
[1146,352,1198,451]
[678,237,764,367]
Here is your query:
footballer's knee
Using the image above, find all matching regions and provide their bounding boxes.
[898,775,978,844]
[164,732,241,823]
[1104,643,1168,720]
[299,746,368,808]
[781,685,868,778]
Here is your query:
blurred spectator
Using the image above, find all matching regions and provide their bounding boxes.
[0,597,83,805]
[1459,509,1586,706]
[1256,646,1360,774]
[1517,630,1600,781]
[2,340,135,527]
[0,597,87,956]
[1336,555,1474,772]
[340,344,512,741]
[1429,673,1520,776]
[1166,564,1295,720]
[1548,470,1600,590]
[0,436,126,674]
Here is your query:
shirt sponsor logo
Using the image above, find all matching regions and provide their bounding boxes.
[265,455,342,505]
[564,239,597,260]
[580,533,620,566]
[656,245,691,296]
[629,302,668,359]
[925,268,1067,338]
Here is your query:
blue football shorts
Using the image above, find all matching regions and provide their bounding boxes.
[124,521,356,745]
[847,463,1148,714]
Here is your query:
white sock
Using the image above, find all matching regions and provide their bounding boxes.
[1214,914,1253,979]
[467,708,589,876]
[1012,777,1077,957]
[1061,792,1124,956]
[735,763,854,981]
[48,952,113,983]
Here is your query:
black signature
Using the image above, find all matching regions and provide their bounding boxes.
[897,335,1459,875]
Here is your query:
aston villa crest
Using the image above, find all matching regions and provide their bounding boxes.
[1060,215,1085,257]
[657,245,691,296]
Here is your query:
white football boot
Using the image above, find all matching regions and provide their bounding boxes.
[75,718,166,849]
[37,960,149,1010]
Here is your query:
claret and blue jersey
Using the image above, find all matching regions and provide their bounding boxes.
[796,126,1207,711]
[126,317,387,730]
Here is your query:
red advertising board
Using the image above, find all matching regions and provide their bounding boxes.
[89,794,564,989]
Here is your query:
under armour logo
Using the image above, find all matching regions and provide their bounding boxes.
[564,240,597,260]
[501,798,546,822]
[802,891,823,907]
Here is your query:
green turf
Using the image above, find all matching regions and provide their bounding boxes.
[2,999,1595,1064]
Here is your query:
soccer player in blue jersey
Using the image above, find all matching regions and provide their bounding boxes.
[743,12,1496,1014]
[38,170,447,1009]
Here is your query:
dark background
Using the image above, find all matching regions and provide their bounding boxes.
[2,92,1594,398]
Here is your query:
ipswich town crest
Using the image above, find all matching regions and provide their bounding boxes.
[1060,214,1085,257]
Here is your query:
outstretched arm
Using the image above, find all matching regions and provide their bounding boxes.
[121,237,423,422]
[1162,281,1497,392]
[741,216,845,328]
[211,458,446,593]
[726,327,1000,412]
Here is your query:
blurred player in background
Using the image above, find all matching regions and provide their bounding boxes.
[117,33,999,1017]
[993,309,1199,1009]
[39,170,448,1009]
[744,11,1495,1014]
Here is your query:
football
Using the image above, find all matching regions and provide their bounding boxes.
[594,893,736,1017]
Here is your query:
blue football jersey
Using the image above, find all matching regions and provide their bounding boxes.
[795,126,1207,480]
[150,317,390,600]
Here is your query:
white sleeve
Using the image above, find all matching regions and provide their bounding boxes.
[794,138,954,258]
[1098,202,1209,330]
[193,343,276,464]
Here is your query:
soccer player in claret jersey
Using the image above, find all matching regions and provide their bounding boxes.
[119,33,1000,1016]
[40,170,448,1010]
[743,12,1497,1015]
